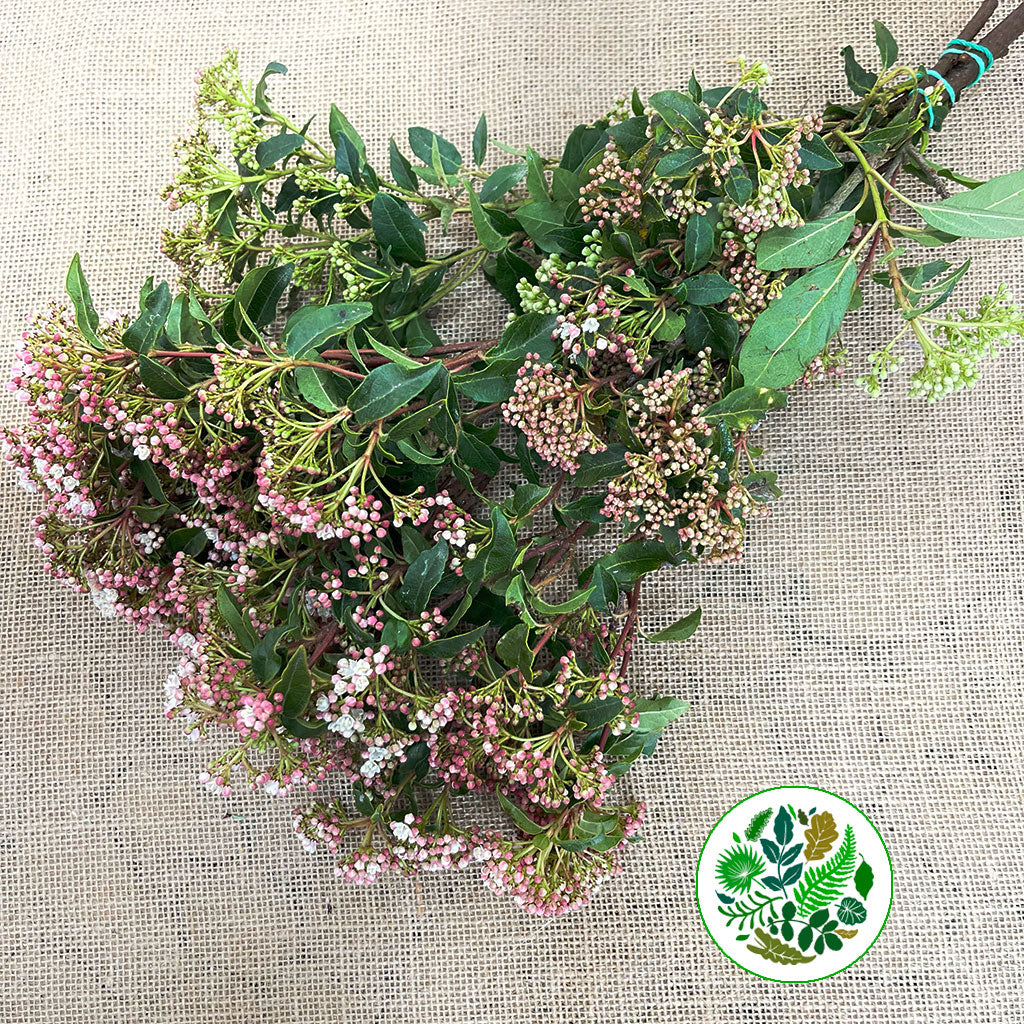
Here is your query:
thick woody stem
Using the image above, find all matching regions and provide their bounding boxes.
[931,0,999,80]
[926,1,1024,99]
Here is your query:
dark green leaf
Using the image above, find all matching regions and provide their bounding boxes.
[914,168,1024,238]
[873,20,898,67]
[283,302,374,357]
[408,127,462,174]
[646,607,701,642]
[348,361,442,423]
[399,539,448,613]
[123,281,172,355]
[139,354,188,399]
[389,138,418,191]
[254,62,287,115]
[278,646,312,718]
[473,113,487,166]
[702,386,787,430]
[216,584,257,651]
[480,163,528,202]
[255,132,303,170]
[65,253,100,344]
[371,193,427,263]
[684,212,714,273]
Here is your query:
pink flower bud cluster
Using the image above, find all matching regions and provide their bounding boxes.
[578,142,643,227]
[502,354,607,473]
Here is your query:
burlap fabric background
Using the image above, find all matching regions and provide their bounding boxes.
[2,1,1023,1021]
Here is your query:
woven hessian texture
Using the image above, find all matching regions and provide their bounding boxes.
[2,1,1023,1021]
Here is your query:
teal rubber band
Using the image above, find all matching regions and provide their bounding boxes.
[942,47,986,85]
[924,69,957,106]
[948,38,995,70]
[915,68,957,129]
[942,38,994,87]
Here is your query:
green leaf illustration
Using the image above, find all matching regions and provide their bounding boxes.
[774,805,794,847]
[715,844,766,894]
[746,927,816,965]
[744,808,772,841]
[836,896,867,925]
[854,858,875,900]
[794,824,856,915]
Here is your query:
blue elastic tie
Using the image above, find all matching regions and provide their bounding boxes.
[942,37,995,87]
[915,69,958,129]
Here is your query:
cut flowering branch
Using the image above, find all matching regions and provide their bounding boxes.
[5,16,1024,915]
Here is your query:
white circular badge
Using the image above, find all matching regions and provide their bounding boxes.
[696,786,892,982]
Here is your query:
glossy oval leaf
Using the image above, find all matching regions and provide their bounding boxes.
[914,168,1024,239]
[756,211,855,271]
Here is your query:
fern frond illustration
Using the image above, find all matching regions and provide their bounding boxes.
[715,844,766,894]
[717,890,781,930]
[746,927,816,965]
[794,824,856,915]
[803,811,838,861]
[744,808,772,841]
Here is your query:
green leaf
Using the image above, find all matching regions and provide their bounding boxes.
[649,90,706,143]
[254,62,287,115]
[914,168,1024,239]
[165,526,207,558]
[633,695,690,731]
[399,539,448,613]
[216,584,257,652]
[348,361,442,423]
[854,858,875,900]
[408,127,462,174]
[607,116,650,156]
[65,253,100,344]
[702,386,787,431]
[591,539,673,585]
[123,281,172,354]
[515,199,570,251]
[573,444,628,487]
[225,264,293,343]
[873,20,898,67]
[139,354,188,399]
[684,212,714,273]
[278,647,312,718]
[255,132,304,170]
[840,46,877,96]
[283,302,374,357]
[416,622,489,659]
[737,256,857,388]
[466,184,506,251]
[646,607,701,642]
[329,106,366,160]
[497,790,546,835]
[798,133,843,171]
[371,193,427,263]
[294,365,346,411]
[656,147,705,179]
[794,825,856,915]
[525,147,548,201]
[472,113,487,166]
[756,211,856,271]
[480,163,528,202]
[683,273,737,306]
[389,138,418,192]
[530,587,596,616]
[490,312,558,362]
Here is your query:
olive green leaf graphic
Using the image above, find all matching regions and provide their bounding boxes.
[835,928,859,939]
[744,807,772,841]
[803,811,838,861]
[854,857,875,900]
[836,896,867,925]
[716,844,766,894]
[746,927,816,964]
[794,824,856,914]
